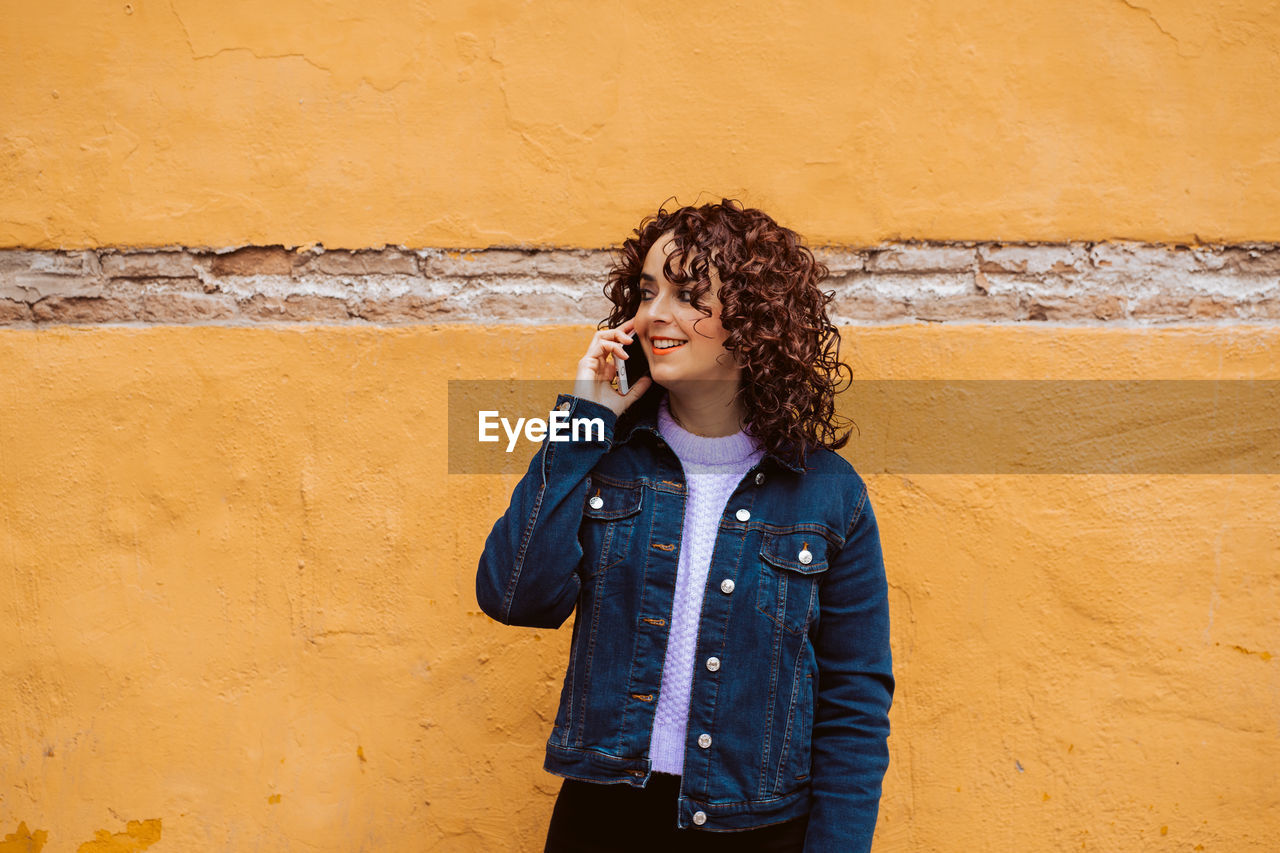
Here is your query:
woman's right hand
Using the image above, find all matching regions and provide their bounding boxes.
[573,318,652,417]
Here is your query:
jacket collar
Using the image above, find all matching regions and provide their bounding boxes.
[613,385,807,474]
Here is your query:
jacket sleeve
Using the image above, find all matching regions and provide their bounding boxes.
[475,393,619,629]
[804,481,895,853]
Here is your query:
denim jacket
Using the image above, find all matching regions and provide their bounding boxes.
[476,387,893,852]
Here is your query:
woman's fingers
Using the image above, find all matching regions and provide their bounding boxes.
[621,374,652,401]
[573,325,644,416]
[599,327,633,351]
[580,330,628,365]
[581,333,630,372]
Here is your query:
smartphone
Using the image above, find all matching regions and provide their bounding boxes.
[616,337,650,395]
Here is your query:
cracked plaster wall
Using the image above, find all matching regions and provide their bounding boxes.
[3,324,1278,851]
[2,1,1280,248]
[2,3,1279,852]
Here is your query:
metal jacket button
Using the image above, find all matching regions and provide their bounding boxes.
[697,733,712,748]
[706,657,720,672]
[735,509,750,522]
[693,811,707,825]
[589,495,604,510]
[798,548,813,564]
[755,471,765,485]
[720,578,735,594]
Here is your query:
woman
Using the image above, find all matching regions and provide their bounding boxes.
[476,199,894,852]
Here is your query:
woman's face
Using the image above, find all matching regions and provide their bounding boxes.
[633,231,743,392]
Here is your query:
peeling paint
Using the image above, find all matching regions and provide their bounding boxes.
[75,820,161,853]
[1225,642,1274,662]
[0,823,48,853]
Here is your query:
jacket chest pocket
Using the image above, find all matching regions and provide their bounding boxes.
[579,478,643,577]
[755,531,828,635]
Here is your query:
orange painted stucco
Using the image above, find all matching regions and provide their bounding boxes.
[3,1,1280,249]
[1,325,1277,851]
[3,0,1279,849]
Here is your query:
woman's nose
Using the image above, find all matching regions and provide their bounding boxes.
[643,289,674,323]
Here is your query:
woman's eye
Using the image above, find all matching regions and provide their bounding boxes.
[636,288,691,302]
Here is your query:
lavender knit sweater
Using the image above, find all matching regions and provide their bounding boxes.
[648,395,765,775]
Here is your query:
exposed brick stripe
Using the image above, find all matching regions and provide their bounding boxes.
[1,243,1277,326]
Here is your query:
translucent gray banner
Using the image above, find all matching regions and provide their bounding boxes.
[448,379,1280,475]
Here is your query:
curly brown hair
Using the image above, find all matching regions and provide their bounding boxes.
[600,197,855,467]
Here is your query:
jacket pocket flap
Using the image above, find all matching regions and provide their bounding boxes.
[582,479,643,520]
[760,531,829,574]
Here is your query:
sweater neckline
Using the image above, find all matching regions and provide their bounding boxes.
[657,395,761,466]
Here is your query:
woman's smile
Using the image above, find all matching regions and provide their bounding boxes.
[650,336,688,354]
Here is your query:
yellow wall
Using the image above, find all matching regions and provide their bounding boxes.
[3,1,1279,850]
[2,325,1276,851]
[2,0,1279,249]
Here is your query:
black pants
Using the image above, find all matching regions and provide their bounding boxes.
[543,772,809,852]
